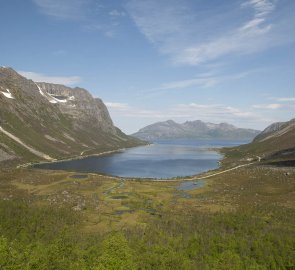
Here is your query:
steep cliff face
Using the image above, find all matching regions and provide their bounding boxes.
[0,67,143,164]
[36,82,116,135]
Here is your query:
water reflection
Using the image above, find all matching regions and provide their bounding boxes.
[34,139,247,179]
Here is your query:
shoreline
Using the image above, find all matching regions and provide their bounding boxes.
[16,142,261,182]
[16,142,153,169]
[17,147,128,169]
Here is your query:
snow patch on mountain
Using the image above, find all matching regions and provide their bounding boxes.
[48,93,67,103]
[35,83,45,96]
[35,83,68,103]
[1,88,14,99]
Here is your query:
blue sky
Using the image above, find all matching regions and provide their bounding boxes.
[1,0,295,133]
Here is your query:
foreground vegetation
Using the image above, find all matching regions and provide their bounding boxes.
[0,201,294,269]
[0,162,294,269]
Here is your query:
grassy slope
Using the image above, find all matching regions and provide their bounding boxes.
[220,128,295,167]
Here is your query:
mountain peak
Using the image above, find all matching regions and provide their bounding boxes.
[253,118,295,143]
[165,120,177,125]
[0,68,144,163]
[132,120,260,141]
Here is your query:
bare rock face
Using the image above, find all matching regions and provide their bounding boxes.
[36,82,116,134]
[0,67,143,163]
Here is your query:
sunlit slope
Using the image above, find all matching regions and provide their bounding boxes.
[0,67,144,164]
[223,118,295,162]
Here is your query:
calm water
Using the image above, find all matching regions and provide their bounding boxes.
[34,139,248,179]
[177,180,206,191]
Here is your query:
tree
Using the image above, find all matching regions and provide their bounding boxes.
[95,234,136,270]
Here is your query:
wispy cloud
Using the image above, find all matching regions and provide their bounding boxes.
[271,97,295,102]
[106,101,267,129]
[105,102,129,110]
[174,0,277,65]
[109,10,126,17]
[19,71,81,86]
[253,103,295,109]
[152,77,217,91]
[126,0,289,66]
[32,0,125,37]
[142,70,255,96]
[32,0,89,20]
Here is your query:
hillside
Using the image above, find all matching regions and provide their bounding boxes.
[0,67,144,165]
[222,118,295,164]
[132,120,260,141]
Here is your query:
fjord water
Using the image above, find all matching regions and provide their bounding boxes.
[34,139,248,179]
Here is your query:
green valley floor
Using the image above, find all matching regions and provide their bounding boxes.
[0,161,294,269]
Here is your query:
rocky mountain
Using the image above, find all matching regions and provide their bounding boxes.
[253,118,295,143]
[132,120,260,141]
[251,118,295,158]
[222,118,295,164]
[0,67,144,164]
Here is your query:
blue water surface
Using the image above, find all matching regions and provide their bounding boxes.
[34,139,248,179]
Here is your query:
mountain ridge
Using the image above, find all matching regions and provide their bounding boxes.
[132,119,260,141]
[0,67,144,164]
[222,117,295,165]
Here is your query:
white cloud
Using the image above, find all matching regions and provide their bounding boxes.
[272,97,295,102]
[32,0,89,20]
[32,1,125,38]
[253,103,295,109]
[126,0,285,66]
[241,0,275,18]
[109,10,126,17]
[107,101,266,129]
[253,103,282,109]
[142,71,255,96]
[154,77,217,91]
[175,0,275,65]
[19,71,81,86]
[105,102,129,110]
[107,101,291,133]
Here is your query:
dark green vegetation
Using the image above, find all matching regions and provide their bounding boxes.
[0,162,294,269]
[1,201,294,270]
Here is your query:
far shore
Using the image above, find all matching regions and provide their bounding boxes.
[16,143,153,169]
[16,141,261,183]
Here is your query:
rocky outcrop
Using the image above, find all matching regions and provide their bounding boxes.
[37,82,116,134]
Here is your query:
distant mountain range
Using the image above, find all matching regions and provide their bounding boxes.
[0,67,144,164]
[132,120,260,141]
